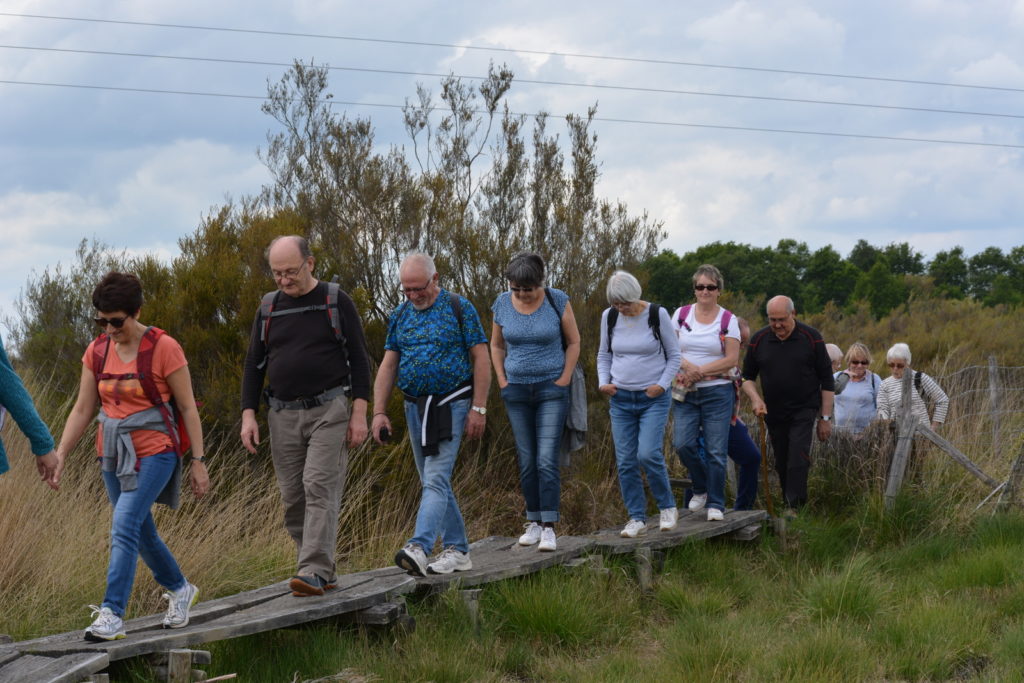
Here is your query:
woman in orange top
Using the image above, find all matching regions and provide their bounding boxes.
[53,272,209,642]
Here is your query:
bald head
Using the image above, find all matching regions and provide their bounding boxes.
[766,295,797,340]
[267,235,316,297]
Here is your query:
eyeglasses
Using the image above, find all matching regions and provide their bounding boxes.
[400,281,432,295]
[694,284,720,291]
[849,360,869,365]
[94,316,128,329]
[272,263,306,280]
[510,286,536,293]
[887,362,906,369]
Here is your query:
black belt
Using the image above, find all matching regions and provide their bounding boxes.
[266,384,349,411]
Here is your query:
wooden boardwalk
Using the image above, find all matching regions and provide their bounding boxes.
[1,509,766,682]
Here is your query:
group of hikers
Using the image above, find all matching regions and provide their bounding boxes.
[0,234,949,643]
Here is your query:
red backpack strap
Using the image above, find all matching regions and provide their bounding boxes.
[138,327,184,456]
[91,334,111,381]
[677,304,693,331]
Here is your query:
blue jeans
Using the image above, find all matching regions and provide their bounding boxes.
[101,451,186,617]
[673,383,735,512]
[405,398,470,554]
[609,390,676,521]
[501,379,570,523]
[686,420,762,510]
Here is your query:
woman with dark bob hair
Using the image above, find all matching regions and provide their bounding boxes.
[53,272,209,641]
[491,252,580,552]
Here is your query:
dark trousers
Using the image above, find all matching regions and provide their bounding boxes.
[766,408,816,508]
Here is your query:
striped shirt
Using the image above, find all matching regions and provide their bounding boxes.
[876,372,949,427]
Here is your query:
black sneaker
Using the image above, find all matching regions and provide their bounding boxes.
[289,574,336,597]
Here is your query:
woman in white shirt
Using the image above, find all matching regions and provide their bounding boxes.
[671,264,740,521]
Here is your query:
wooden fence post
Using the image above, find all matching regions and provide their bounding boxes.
[998,439,1024,511]
[885,370,917,509]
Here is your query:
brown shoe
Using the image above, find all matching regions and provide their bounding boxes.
[289,575,336,597]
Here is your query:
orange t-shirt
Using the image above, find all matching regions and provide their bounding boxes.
[83,334,188,458]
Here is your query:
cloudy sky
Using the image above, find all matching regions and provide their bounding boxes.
[2,1,1023,328]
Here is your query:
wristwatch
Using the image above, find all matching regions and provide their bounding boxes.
[819,415,832,422]
[471,405,487,416]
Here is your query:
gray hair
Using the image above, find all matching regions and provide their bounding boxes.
[826,343,843,365]
[845,342,873,366]
[265,235,312,262]
[401,251,437,279]
[606,270,642,305]
[886,343,912,365]
[504,252,546,287]
[693,264,724,291]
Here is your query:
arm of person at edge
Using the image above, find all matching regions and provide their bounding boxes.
[166,363,210,498]
[596,308,617,397]
[490,321,509,390]
[239,310,266,454]
[817,390,835,442]
[465,343,492,440]
[52,363,101,488]
[0,345,59,487]
[741,379,767,417]
[555,302,581,387]
[647,306,681,398]
[371,350,400,444]
[814,337,836,441]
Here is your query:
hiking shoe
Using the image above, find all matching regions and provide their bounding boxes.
[538,527,557,552]
[289,575,336,597]
[707,508,724,521]
[659,507,678,531]
[620,519,647,538]
[427,547,473,574]
[161,582,199,628]
[84,605,126,642]
[518,522,543,546]
[395,543,429,577]
[688,493,708,511]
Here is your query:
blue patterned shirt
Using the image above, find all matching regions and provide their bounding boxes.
[385,289,488,396]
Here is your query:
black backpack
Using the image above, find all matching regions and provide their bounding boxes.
[606,304,666,359]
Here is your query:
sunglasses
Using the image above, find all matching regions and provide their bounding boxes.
[694,284,719,291]
[510,286,536,293]
[849,360,869,365]
[94,316,128,329]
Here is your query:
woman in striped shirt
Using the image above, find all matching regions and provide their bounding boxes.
[875,343,949,430]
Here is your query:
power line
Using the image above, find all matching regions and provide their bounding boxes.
[5,44,1024,121]
[3,11,1024,94]
[3,78,1022,150]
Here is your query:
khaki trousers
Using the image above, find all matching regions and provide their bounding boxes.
[267,395,350,581]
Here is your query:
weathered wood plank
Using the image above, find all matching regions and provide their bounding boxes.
[24,569,415,660]
[0,647,18,668]
[885,370,918,508]
[916,423,1000,488]
[588,509,767,554]
[0,651,108,683]
[409,535,595,594]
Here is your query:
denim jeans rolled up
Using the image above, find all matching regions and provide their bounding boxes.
[405,397,470,554]
[101,450,186,617]
[609,389,676,521]
[673,382,735,512]
[501,379,570,523]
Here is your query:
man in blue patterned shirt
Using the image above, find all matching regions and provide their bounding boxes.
[373,252,491,576]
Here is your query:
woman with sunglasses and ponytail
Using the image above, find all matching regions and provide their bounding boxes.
[53,271,209,642]
[671,264,740,521]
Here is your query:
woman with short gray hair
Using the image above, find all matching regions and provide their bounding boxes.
[875,343,949,430]
[491,253,580,552]
[597,270,680,538]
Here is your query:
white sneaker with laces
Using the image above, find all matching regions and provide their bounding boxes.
[659,507,678,531]
[84,605,126,642]
[620,519,648,538]
[427,547,473,574]
[395,543,429,577]
[707,508,724,521]
[688,493,708,511]
[518,522,542,546]
[162,582,199,629]
[538,527,557,551]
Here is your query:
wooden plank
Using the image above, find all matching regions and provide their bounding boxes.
[0,651,108,683]
[0,647,18,668]
[408,535,595,594]
[998,439,1024,511]
[916,423,1000,488]
[588,509,768,554]
[25,569,415,661]
[885,370,917,508]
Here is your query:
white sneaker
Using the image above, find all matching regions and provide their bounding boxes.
[162,582,199,629]
[395,543,429,577]
[688,493,708,511]
[620,519,648,538]
[427,547,473,574]
[707,508,724,521]
[84,605,126,642]
[538,527,557,551]
[518,522,542,546]
[659,507,678,531]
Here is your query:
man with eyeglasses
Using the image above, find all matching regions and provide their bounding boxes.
[240,235,371,596]
[373,251,491,577]
[741,295,834,512]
